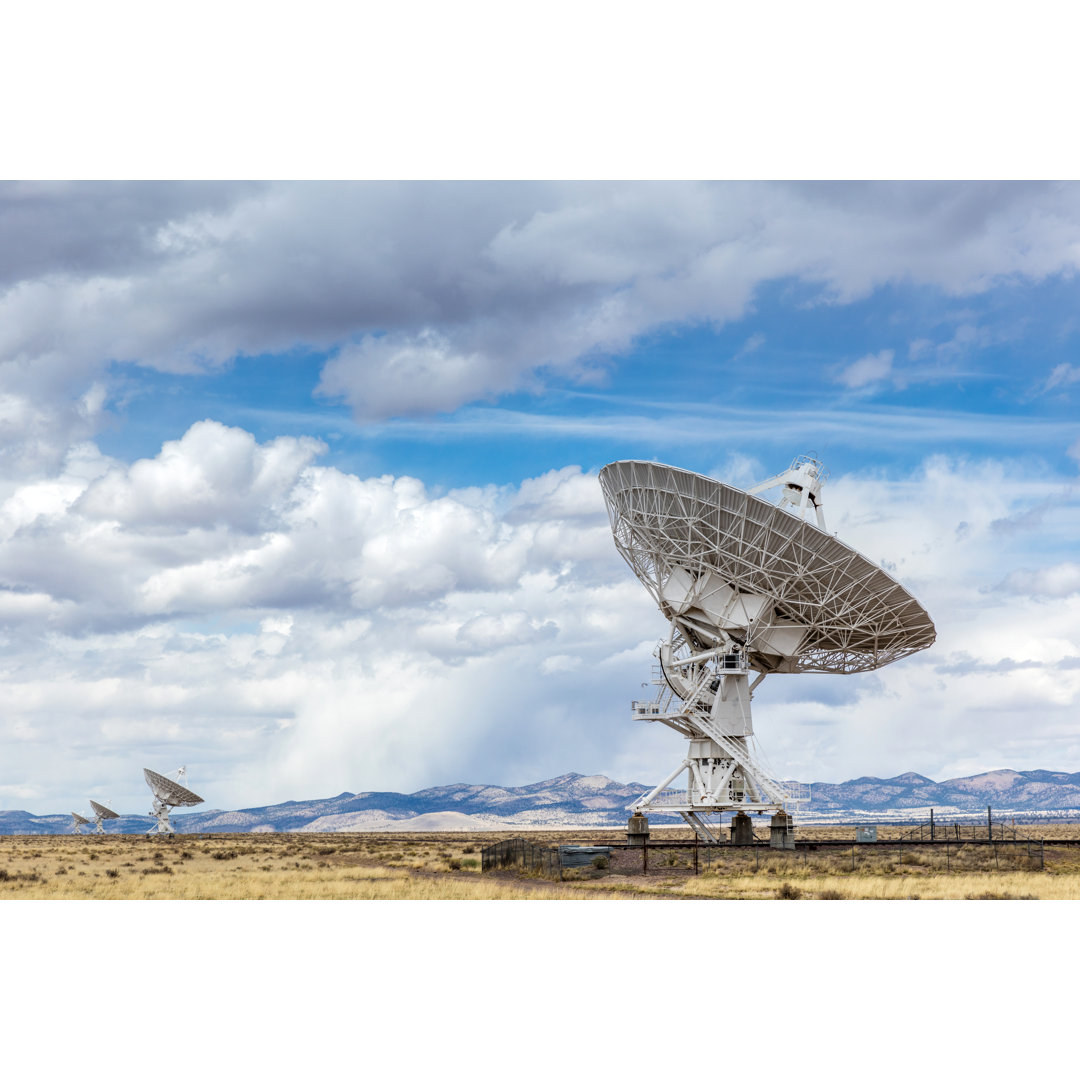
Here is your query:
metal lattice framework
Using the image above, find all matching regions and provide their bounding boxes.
[89,799,119,834]
[600,460,935,673]
[70,812,90,834]
[598,458,936,841]
[144,767,204,835]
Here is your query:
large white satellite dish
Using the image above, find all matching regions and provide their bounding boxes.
[89,799,119,835]
[70,812,90,834]
[599,456,935,842]
[144,766,204,835]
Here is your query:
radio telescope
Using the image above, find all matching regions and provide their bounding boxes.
[144,766,204,835]
[70,812,90,834]
[599,456,935,843]
[89,800,119,835]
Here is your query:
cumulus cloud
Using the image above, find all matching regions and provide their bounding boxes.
[5,181,1080,442]
[1,422,1079,807]
[76,420,325,531]
[317,330,513,419]
[0,422,665,806]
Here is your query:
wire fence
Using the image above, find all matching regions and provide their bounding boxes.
[483,829,1048,878]
[481,837,561,879]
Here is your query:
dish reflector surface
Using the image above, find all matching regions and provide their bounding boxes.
[599,460,935,674]
[89,800,119,819]
[71,812,90,825]
[143,768,205,807]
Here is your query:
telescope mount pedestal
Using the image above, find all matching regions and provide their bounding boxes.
[629,634,796,844]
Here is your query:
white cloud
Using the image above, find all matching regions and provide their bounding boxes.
[731,332,765,362]
[317,330,510,420]
[3,421,1080,808]
[999,562,1080,598]
[0,422,659,807]
[4,181,1080,440]
[1042,362,1080,394]
[77,420,326,531]
[837,349,895,389]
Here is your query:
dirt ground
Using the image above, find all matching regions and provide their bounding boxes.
[2,824,1077,899]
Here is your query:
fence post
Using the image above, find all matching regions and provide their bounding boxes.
[643,835,648,877]
[694,834,699,876]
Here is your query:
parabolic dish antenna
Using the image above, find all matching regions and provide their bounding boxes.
[599,456,935,843]
[70,812,90,834]
[144,767,204,835]
[89,799,119,834]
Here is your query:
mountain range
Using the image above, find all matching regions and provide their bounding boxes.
[5,768,1080,835]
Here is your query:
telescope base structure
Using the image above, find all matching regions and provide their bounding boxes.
[629,663,802,844]
[148,798,176,835]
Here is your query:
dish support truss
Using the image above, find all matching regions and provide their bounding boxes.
[90,805,113,833]
[148,796,177,835]
[628,625,808,843]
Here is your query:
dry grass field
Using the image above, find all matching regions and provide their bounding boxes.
[3,823,1080,899]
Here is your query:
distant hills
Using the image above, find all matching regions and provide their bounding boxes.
[4,768,1080,835]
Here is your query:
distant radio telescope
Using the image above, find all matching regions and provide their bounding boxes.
[70,812,91,835]
[144,766,204,835]
[599,456,935,843]
[89,800,120,835]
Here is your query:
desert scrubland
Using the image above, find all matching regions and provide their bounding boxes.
[2,826,1079,899]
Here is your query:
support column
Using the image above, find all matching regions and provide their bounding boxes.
[626,811,650,847]
[731,811,754,845]
[770,810,794,850]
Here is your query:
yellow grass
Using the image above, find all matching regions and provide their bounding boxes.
[2,827,1076,899]
[572,871,1070,900]
[0,834,578,899]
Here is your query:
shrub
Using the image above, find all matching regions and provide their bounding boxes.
[776,882,801,900]
[819,889,843,900]
[105,869,120,879]
[591,855,610,871]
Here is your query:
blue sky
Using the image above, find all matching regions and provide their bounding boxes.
[98,271,1080,488]
[1,180,1080,814]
